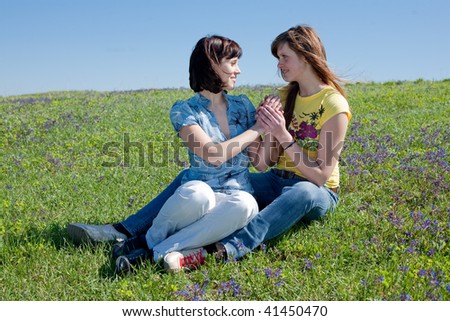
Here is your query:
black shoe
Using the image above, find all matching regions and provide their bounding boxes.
[115,247,152,275]
[112,235,147,259]
[67,223,128,244]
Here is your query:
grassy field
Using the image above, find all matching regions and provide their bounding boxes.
[1,80,449,301]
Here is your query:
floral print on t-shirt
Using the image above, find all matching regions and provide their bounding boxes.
[288,104,325,151]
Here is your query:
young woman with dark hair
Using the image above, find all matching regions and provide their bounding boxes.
[68,35,281,274]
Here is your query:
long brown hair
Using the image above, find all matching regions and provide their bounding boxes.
[271,25,346,128]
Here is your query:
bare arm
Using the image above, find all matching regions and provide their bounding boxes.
[179,123,264,166]
[250,95,283,171]
[257,106,349,186]
[250,132,281,171]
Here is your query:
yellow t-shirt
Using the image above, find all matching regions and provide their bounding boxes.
[276,86,352,188]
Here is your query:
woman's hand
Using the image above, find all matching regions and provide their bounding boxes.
[256,105,286,138]
[256,95,285,135]
[260,95,282,110]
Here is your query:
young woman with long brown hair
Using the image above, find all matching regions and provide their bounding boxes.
[214,24,352,260]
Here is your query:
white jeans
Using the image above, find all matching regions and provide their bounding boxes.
[145,180,258,261]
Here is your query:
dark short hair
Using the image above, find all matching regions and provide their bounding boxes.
[189,35,242,93]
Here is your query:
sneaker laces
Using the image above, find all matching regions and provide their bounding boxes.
[180,249,206,268]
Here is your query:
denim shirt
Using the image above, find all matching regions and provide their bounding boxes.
[170,93,256,193]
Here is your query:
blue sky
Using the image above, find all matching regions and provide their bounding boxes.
[1,0,449,96]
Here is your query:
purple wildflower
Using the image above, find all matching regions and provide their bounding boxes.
[418,269,427,277]
[399,293,411,301]
[263,268,285,287]
[174,274,209,301]
[218,279,240,297]
[304,259,313,270]
[398,265,409,272]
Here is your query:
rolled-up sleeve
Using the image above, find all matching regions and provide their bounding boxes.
[170,101,198,134]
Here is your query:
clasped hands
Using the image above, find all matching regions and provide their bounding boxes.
[255,95,286,138]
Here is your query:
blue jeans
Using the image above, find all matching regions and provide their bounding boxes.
[120,168,339,260]
[221,169,339,259]
[120,170,187,236]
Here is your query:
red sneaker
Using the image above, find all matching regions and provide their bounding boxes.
[163,248,207,273]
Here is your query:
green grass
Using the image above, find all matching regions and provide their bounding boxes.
[1,80,449,300]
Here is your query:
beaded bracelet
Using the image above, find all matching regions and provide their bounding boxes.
[284,140,296,150]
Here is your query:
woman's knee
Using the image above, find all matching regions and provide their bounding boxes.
[227,191,259,222]
[281,182,330,219]
[177,180,216,208]
[282,182,321,202]
[159,180,215,220]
